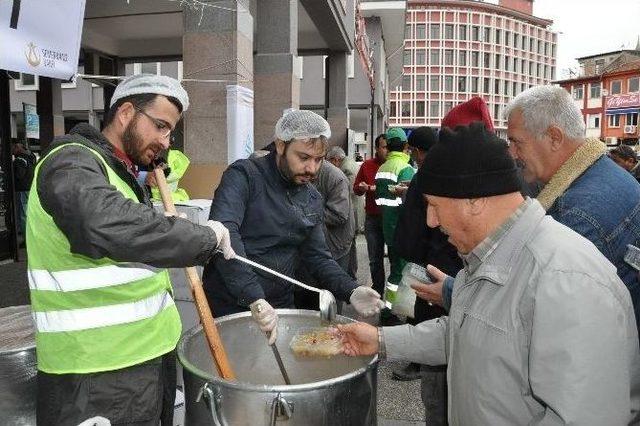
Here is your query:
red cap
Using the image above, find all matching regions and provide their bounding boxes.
[441,97,495,132]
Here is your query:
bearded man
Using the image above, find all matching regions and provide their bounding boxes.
[28,74,238,425]
[202,110,383,344]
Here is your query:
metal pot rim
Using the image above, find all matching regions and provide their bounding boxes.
[177,309,378,392]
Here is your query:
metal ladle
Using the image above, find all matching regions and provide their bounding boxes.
[226,253,337,322]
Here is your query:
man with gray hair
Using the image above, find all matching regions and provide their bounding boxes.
[327,145,364,233]
[203,110,383,344]
[419,86,640,332]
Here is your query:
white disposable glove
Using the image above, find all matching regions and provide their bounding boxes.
[164,211,188,219]
[206,220,235,260]
[350,286,384,317]
[249,299,278,345]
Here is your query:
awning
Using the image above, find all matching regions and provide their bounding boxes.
[605,107,640,115]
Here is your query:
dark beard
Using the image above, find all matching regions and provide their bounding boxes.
[121,116,147,165]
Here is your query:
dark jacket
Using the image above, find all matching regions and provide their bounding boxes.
[393,177,462,321]
[203,152,359,316]
[14,150,36,191]
[36,123,218,268]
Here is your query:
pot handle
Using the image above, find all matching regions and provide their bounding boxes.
[270,392,293,425]
[196,382,223,426]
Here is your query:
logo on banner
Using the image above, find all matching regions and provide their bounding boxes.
[25,42,40,67]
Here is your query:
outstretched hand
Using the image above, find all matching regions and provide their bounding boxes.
[336,322,379,356]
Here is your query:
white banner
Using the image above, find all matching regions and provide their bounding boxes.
[226,85,254,164]
[0,0,86,79]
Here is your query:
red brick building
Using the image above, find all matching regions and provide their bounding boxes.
[555,50,640,145]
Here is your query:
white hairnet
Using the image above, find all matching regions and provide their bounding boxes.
[110,73,189,111]
[275,110,331,142]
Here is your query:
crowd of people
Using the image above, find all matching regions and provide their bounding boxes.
[19,72,640,425]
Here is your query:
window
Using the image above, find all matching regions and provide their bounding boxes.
[459,25,467,40]
[430,102,440,117]
[494,103,500,119]
[444,50,454,65]
[15,73,38,90]
[430,50,440,65]
[609,114,620,127]
[504,56,510,71]
[472,51,480,67]
[573,85,583,100]
[522,36,528,51]
[390,102,397,117]
[483,27,491,42]
[430,24,440,39]
[588,114,600,129]
[471,77,479,92]
[445,75,454,91]
[416,75,426,91]
[495,54,501,69]
[504,80,510,95]
[416,50,425,65]
[416,101,426,117]
[611,80,622,95]
[402,101,411,117]
[529,61,534,75]
[590,82,601,98]
[405,24,412,38]
[416,24,426,39]
[495,29,501,44]
[483,52,490,68]
[140,62,160,74]
[505,31,511,46]
[445,24,454,39]
[512,81,517,95]
[494,79,500,94]
[430,75,441,91]
[472,26,480,41]
[513,57,518,73]
[529,38,535,52]
[403,50,412,65]
[458,76,467,92]
[627,113,639,126]
[444,101,454,114]
[402,75,411,90]
[459,51,467,66]
[629,77,640,93]
[484,77,490,93]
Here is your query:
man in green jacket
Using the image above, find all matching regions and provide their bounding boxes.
[375,127,415,309]
[28,73,234,425]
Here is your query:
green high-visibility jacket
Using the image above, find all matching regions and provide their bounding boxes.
[27,143,182,374]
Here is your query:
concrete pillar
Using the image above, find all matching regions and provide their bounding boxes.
[36,78,64,151]
[326,52,349,150]
[254,0,299,147]
[181,0,253,198]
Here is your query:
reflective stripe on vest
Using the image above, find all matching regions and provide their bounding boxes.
[33,291,175,333]
[28,264,157,292]
[27,142,181,374]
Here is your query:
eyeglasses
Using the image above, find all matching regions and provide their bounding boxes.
[134,106,172,139]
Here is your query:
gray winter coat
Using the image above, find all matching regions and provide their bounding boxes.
[385,199,640,425]
[313,160,355,259]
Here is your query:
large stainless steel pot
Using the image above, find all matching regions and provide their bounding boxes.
[178,309,378,425]
[0,305,37,426]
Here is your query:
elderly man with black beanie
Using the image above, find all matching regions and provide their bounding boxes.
[337,122,640,425]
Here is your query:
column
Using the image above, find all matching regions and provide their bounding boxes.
[36,78,64,151]
[326,52,349,150]
[181,0,253,198]
[254,0,299,147]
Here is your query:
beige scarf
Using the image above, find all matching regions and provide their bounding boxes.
[537,138,608,211]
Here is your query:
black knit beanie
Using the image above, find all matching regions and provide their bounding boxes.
[417,122,521,198]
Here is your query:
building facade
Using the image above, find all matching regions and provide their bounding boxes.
[390,0,557,131]
[555,49,640,145]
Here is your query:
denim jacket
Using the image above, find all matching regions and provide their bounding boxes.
[547,156,640,329]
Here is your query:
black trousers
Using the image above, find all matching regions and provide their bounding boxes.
[37,351,176,426]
